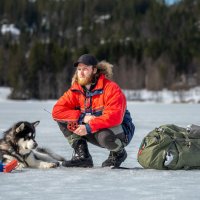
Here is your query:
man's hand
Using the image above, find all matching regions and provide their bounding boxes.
[83,115,96,123]
[73,125,88,136]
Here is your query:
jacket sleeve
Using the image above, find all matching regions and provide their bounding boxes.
[52,90,81,122]
[87,82,126,133]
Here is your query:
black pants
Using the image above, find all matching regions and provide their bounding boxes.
[58,122,127,152]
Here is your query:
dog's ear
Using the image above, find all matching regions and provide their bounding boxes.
[32,121,40,127]
[16,123,25,133]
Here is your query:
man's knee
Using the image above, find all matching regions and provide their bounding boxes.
[97,131,113,145]
[96,130,123,151]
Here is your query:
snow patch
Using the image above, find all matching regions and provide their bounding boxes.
[1,24,20,36]
[123,87,200,103]
[95,14,111,24]
[0,87,11,101]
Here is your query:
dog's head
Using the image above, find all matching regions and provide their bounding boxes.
[13,121,40,154]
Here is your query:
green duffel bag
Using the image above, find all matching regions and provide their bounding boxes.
[137,124,200,170]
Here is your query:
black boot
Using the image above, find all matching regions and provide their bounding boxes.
[62,140,93,168]
[102,149,127,167]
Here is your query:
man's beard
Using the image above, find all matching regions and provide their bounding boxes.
[78,74,94,86]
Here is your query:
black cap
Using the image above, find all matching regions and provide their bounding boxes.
[73,54,98,67]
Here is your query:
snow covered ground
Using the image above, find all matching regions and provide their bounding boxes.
[0,91,200,199]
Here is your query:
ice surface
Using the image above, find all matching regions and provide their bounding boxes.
[1,101,200,200]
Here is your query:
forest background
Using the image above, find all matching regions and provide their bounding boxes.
[0,0,200,100]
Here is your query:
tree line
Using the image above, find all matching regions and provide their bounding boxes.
[0,0,200,99]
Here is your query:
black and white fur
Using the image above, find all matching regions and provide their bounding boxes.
[0,121,66,169]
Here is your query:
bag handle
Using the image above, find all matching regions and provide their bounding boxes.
[182,131,191,148]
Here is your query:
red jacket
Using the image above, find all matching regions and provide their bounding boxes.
[52,74,126,134]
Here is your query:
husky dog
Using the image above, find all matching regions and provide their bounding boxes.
[0,121,66,169]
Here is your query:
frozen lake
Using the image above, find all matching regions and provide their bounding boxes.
[1,101,200,200]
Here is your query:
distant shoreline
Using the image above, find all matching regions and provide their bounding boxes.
[0,87,200,103]
[123,87,200,103]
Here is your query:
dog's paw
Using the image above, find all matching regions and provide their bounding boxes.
[49,162,60,168]
[39,162,58,169]
[16,162,26,170]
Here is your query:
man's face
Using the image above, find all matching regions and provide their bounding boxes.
[77,63,96,86]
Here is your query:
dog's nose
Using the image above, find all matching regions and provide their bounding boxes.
[33,142,38,149]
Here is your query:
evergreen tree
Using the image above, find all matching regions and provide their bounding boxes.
[0,0,199,99]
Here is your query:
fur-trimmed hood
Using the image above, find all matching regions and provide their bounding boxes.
[71,61,113,85]
[96,61,113,80]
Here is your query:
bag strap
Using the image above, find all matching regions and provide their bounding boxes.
[182,131,191,148]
